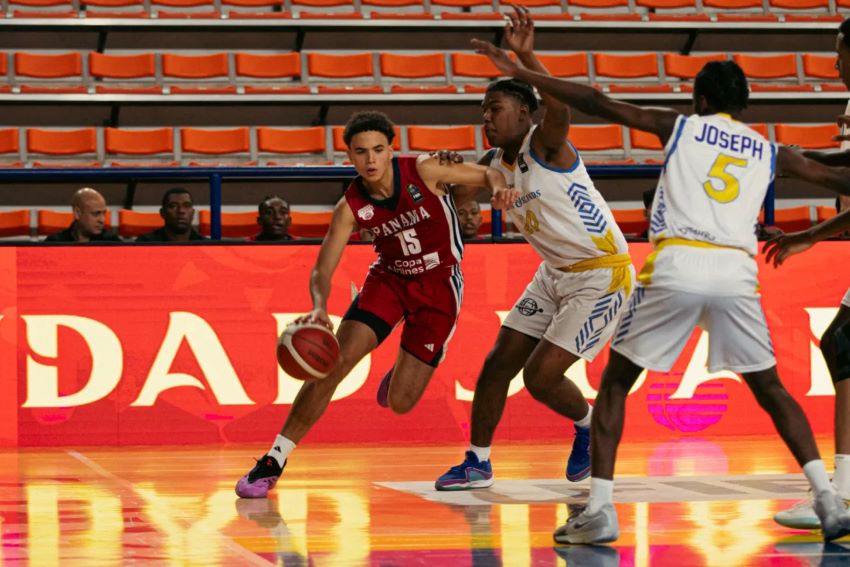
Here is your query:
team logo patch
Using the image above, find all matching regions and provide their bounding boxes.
[516,298,543,316]
[357,204,375,221]
[423,252,440,271]
[407,184,424,203]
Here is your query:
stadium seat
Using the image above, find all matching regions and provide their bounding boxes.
[198,210,257,238]
[105,128,174,157]
[0,129,20,157]
[629,128,663,151]
[536,53,589,78]
[802,54,839,80]
[732,53,798,80]
[379,52,446,79]
[703,0,762,7]
[774,123,839,149]
[180,127,250,155]
[221,0,283,7]
[151,0,214,7]
[362,0,425,6]
[769,0,828,8]
[14,51,82,80]
[390,84,457,93]
[0,210,31,238]
[663,53,726,79]
[747,123,770,138]
[568,0,628,8]
[290,210,333,238]
[636,0,696,7]
[154,9,222,16]
[27,128,97,156]
[307,52,373,79]
[760,206,812,232]
[331,126,401,151]
[407,125,476,151]
[234,52,301,79]
[257,126,327,163]
[592,53,659,84]
[816,205,837,222]
[89,52,156,80]
[0,53,7,76]
[569,124,623,152]
[162,52,229,79]
[38,209,112,235]
[83,0,145,6]
[612,209,648,236]
[118,209,162,238]
[451,52,512,79]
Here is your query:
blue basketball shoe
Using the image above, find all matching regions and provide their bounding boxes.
[435,451,494,491]
[566,424,591,482]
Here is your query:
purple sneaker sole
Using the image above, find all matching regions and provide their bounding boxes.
[377,370,392,408]
[235,473,280,498]
[566,465,591,482]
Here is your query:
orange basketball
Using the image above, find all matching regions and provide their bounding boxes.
[276,322,340,380]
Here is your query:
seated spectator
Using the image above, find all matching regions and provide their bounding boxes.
[251,196,294,241]
[136,188,206,242]
[457,199,485,240]
[46,187,121,242]
[637,188,655,241]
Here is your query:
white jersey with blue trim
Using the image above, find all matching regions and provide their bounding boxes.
[649,113,777,256]
[488,125,628,266]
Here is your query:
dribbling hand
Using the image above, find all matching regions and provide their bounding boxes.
[295,309,334,331]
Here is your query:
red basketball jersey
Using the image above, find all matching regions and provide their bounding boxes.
[344,156,464,277]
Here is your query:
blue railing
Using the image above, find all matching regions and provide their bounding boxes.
[0,164,775,238]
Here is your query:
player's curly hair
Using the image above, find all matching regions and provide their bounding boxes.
[486,79,539,113]
[343,111,396,147]
[840,17,850,47]
[693,61,749,114]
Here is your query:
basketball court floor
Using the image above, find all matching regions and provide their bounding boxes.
[3,437,848,566]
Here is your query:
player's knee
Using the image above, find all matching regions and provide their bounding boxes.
[522,361,552,401]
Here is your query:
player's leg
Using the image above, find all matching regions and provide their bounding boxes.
[823,304,850,497]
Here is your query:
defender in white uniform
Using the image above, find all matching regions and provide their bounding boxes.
[765,17,850,531]
[476,40,850,543]
[435,7,633,492]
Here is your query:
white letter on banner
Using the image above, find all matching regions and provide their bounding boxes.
[132,312,252,406]
[454,311,648,401]
[272,314,370,404]
[670,331,739,399]
[805,308,840,396]
[22,315,123,408]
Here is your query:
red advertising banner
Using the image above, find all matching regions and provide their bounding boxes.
[0,242,847,447]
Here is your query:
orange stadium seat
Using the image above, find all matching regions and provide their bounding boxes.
[291,0,353,6]
[38,209,112,235]
[816,206,837,222]
[0,129,20,156]
[371,11,434,18]
[569,0,628,7]
[221,0,283,6]
[536,53,588,78]
[451,52,513,79]
[0,210,31,238]
[629,128,663,151]
[290,210,333,238]
[637,0,696,6]
[430,0,491,6]
[227,9,293,16]
[611,209,648,236]
[257,126,326,155]
[27,128,96,155]
[89,52,156,80]
[703,0,762,7]
[760,206,812,232]
[769,0,828,8]
[774,123,839,149]
[151,0,213,6]
[569,124,623,151]
[332,126,401,151]
[198,210,257,238]
[407,125,475,151]
[105,128,174,156]
[235,52,301,79]
[118,209,162,238]
[732,53,797,80]
[14,51,82,78]
[802,54,839,80]
[747,123,769,138]
[0,53,7,76]
[83,0,145,6]
[362,0,424,6]
[663,53,726,79]
[162,52,229,79]
[380,52,446,79]
[307,52,373,79]
[181,127,250,154]
[593,53,658,79]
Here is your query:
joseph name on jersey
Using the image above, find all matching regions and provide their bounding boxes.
[489,125,628,267]
[650,113,777,256]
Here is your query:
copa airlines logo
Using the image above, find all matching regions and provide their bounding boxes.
[7,307,840,410]
[511,190,542,210]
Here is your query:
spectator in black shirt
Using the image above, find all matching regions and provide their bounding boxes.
[251,195,294,241]
[46,187,121,242]
[136,188,206,243]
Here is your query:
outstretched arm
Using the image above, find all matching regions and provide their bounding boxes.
[417,156,518,209]
[803,114,850,166]
[777,145,850,196]
[763,208,850,267]
[471,38,680,144]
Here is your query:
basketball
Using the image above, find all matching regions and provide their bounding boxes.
[276,322,340,380]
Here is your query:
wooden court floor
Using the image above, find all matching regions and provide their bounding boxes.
[1,437,848,566]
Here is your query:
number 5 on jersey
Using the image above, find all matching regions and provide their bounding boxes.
[396,228,421,256]
[703,154,748,203]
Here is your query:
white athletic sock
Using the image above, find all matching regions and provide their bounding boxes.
[803,459,834,495]
[587,477,614,514]
[835,455,850,499]
[575,405,593,429]
[268,435,296,468]
[470,444,491,463]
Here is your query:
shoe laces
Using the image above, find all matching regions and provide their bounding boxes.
[573,428,590,453]
[247,456,282,483]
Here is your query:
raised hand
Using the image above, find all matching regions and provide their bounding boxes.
[491,185,520,210]
[471,38,520,76]
[762,232,815,267]
[504,5,534,56]
[429,150,464,165]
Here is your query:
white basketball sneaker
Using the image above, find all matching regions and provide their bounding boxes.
[553,504,620,545]
[774,493,821,530]
[814,491,850,541]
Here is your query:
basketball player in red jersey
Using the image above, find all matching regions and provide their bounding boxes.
[236,111,516,498]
